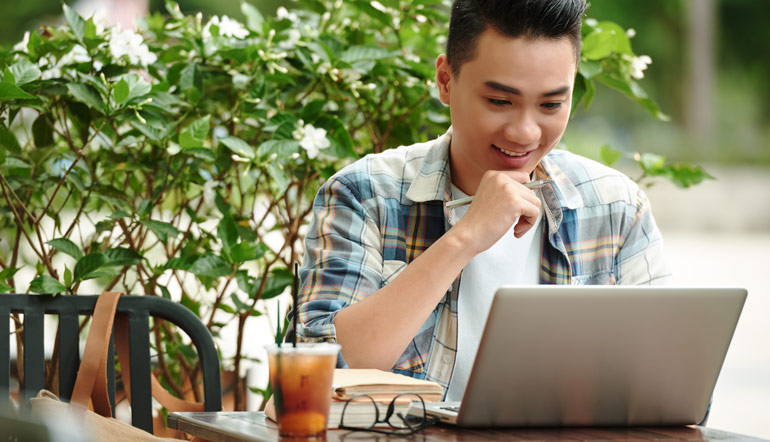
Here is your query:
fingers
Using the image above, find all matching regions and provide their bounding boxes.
[513,206,541,238]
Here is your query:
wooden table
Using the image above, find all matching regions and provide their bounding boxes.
[167,411,766,441]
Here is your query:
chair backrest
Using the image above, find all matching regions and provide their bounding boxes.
[0,294,222,434]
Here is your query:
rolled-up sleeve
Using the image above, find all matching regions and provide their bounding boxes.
[616,187,672,285]
[295,174,385,360]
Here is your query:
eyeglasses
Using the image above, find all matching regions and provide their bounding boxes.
[338,393,439,436]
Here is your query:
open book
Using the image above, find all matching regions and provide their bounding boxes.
[332,369,444,402]
[265,369,444,428]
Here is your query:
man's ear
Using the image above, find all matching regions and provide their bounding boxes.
[435,54,452,105]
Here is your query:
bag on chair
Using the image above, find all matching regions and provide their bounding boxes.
[29,292,206,441]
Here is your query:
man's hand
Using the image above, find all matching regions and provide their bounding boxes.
[452,170,542,254]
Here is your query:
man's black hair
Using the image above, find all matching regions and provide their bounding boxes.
[447,0,587,75]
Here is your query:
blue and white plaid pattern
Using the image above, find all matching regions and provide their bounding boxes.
[297,128,671,393]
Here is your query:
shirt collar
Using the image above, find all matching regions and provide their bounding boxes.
[405,128,454,204]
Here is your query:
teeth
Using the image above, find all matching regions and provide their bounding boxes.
[495,146,527,157]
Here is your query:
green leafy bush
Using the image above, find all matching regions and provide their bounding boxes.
[0,0,710,409]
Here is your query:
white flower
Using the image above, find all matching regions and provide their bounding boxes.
[292,119,305,141]
[278,29,301,50]
[213,126,228,139]
[585,18,598,27]
[339,68,361,83]
[630,55,652,80]
[167,142,181,155]
[276,7,299,23]
[626,28,637,38]
[298,124,330,159]
[202,180,220,207]
[370,1,387,12]
[13,31,30,53]
[203,15,249,39]
[59,44,91,65]
[109,27,157,66]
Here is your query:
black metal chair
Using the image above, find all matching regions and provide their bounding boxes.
[0,294,222,434]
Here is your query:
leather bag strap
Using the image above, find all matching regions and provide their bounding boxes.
[69,291,123,416]
[70,292,206,417]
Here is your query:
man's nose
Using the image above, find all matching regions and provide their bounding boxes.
[503,111,541,146]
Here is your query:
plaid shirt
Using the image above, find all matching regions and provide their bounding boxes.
[297,128,671,393]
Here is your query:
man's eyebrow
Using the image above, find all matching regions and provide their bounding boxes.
[484,81,570,98]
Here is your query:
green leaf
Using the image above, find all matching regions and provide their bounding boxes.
[350,0,392,27]
[165,1,185,19]
[83,17,98,41]
[665,164,715,188]
[112,73,152,105]
[599,145,622,167]
[639,152,666,173]
[164,255,197,271]
[46,238,83,260]
[229,242,261,262]
[257,139,300,160]
[0,267,21,280]
[256,268,294,299]
[63,3,86,43]
[113,79,130,103]
[104,247,143,266]
[29,276,66,294]
[217,213,239,260]
[180,293,200,316]
[141,220,181,243]
[241,1,264,30]
[0,82,37,101]
[267,163,290,195]
[231,292,252,312]
[340,45,396,63]
[32,114,54,147]
[179,115,210,148]
[220,136,255,160]
[8,58,41,86]
[579,60,602,79]
[74,252,108,281]
[0,125,22,154]
[159,285,171,299]
[582,22,632,60]
[63,266,72,287]
[182,147,216,161]
[66,83,105,112]
[300,99,327,123]
[190,254,232,278]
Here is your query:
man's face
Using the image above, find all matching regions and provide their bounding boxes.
[436,29,576,194]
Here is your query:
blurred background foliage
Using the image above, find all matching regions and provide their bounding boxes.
[1,0,767,166]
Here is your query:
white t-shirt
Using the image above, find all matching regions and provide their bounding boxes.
[445,184,543,402]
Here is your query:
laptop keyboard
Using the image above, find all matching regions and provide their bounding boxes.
[440,406,460,413]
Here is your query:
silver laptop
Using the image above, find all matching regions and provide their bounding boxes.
[408,286,746,427]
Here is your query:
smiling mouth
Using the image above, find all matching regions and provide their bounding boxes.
[493,145,529,157]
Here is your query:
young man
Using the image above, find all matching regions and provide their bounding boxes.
[295,0,671,399]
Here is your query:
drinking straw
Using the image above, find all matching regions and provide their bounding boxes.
[276,300,281,348]
[292,262,299,348]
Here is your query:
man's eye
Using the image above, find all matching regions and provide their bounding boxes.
[541,102,562,110]
[488,98,510,107]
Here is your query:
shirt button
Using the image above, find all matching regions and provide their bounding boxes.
[442,355,452,364]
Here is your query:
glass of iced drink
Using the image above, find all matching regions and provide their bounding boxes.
[265,342,340,438]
